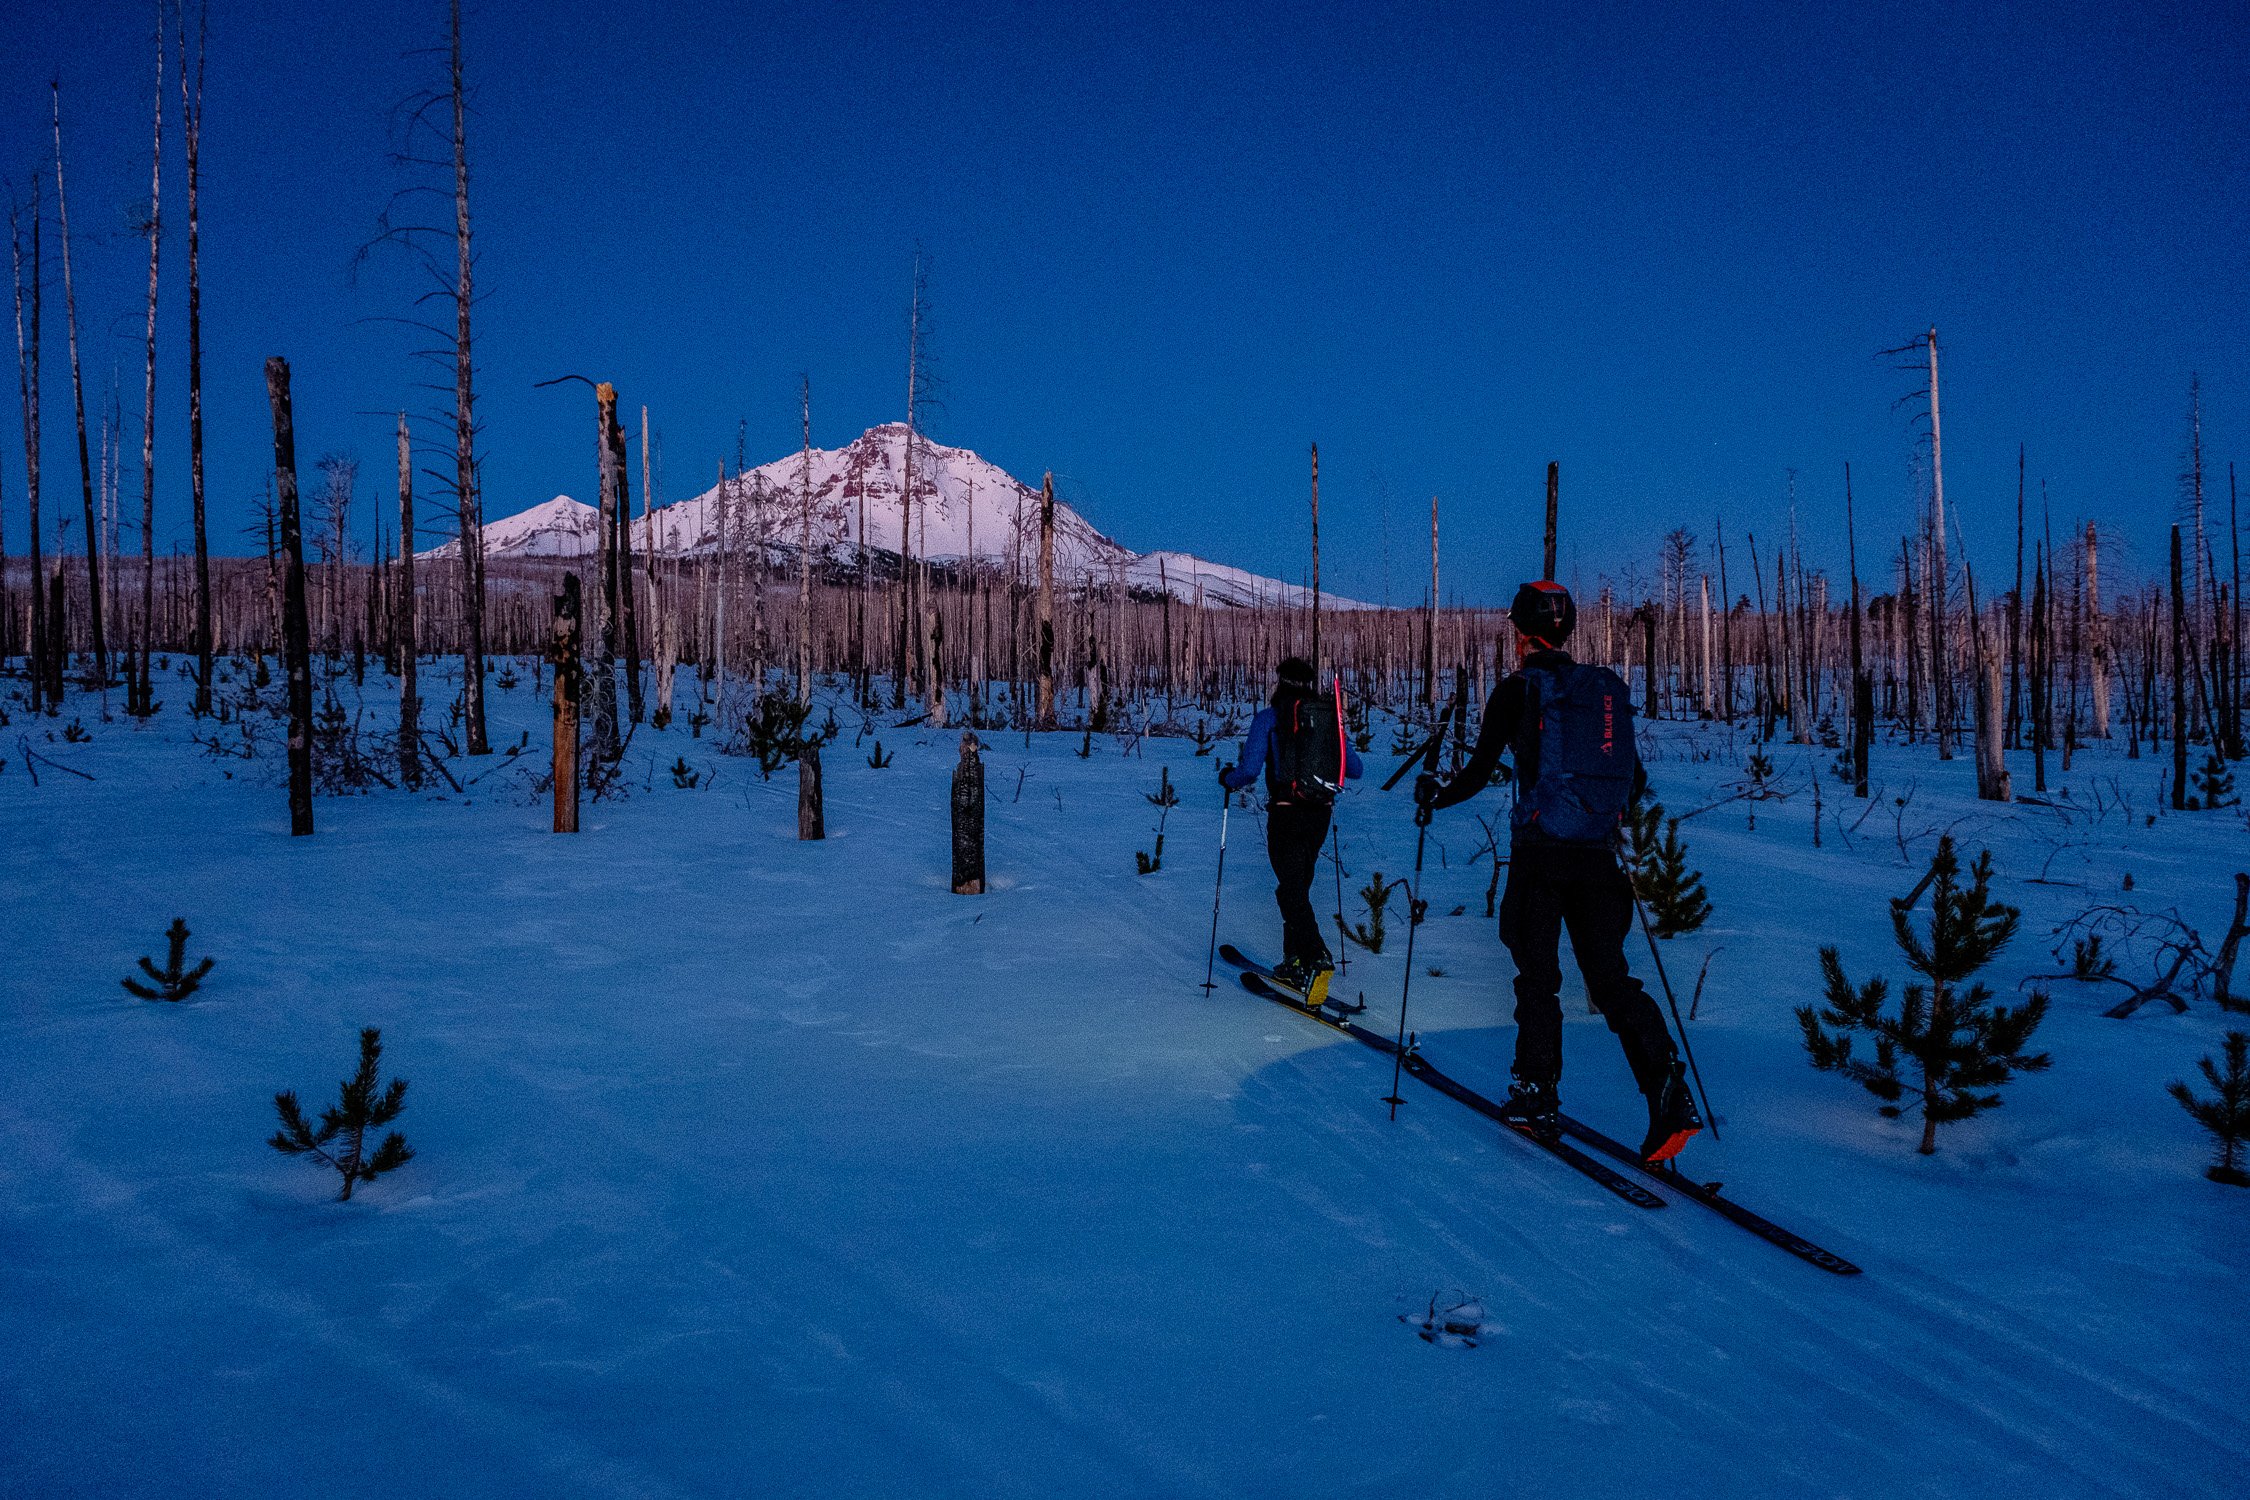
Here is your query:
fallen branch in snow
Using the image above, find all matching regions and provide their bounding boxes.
[2037,901,2229,1018]
[1687,946,1723,1020]
[415,732,464,792]
[15,735,96,786]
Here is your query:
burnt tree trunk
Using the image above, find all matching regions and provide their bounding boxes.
[549,573,581,834]
[451,0,489,755]
[1543,461,1559,581]
[184,0,210,716]
[1035,472,1056,728]
[589,382,622,762]
[131,7,162,719]
[951,730,985,894]
[798,739,824,841]
[2172,526,2189,810]
[10,182,47,714]
[266,357,313,836]
[396,412,420,787]
[607,393,639,726]
[53,84,106,686]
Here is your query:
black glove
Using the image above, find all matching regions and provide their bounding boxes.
[1218,760,1236,788]
[1413,772,1443,809]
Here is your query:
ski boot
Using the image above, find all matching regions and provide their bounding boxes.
[1497,1078,1561,1144]
[1271,956,1320,1004]
[1639,1065,1703,1164]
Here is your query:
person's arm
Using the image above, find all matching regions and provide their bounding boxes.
[1222,710,1273,791]
[1430,678,1526,810]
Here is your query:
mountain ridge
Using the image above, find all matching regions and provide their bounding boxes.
[420,423,1370,609]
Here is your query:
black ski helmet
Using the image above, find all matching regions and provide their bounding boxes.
[1277,655,1316,688]
[1509,580,1576,649]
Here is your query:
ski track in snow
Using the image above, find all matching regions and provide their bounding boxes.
[3,669,2246,1498]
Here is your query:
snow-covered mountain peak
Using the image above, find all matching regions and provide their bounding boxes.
[425,425,1366,609]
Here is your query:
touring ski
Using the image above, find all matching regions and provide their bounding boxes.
[1221,946,1663,1210]
[1218,946,1864,1274]
[1554,1114,1863,1276]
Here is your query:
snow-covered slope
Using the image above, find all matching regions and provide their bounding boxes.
[4,688,2245,1498]
[427,424,1366,609]
[448,494,600,557]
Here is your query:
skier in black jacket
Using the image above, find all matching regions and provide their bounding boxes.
[1414,581,1702,1162]
[1221,657,1364,1003]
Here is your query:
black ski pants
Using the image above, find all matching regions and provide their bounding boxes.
[1266,799,1334,967]
[1498,837,1676,1097]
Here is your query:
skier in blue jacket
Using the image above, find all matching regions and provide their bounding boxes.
[1221,657,1364,1002]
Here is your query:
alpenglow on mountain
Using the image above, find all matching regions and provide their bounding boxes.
[423,423,1369,609]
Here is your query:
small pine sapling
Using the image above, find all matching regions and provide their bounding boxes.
[1626,794,1712,937]
[1797,837,2052,1153]
[1188,720,1214,757]
[2186,751,2236,811]
[1341,871,1406,954]
[739,693,832,779]
[269,1027,414,1201]
[670,756,700,789]
[2168,1032,2250,1186]
[121,919,216,1001]
[1136,765,1179,874]
[865,739,893,769]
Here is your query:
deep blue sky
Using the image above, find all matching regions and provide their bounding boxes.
[3,0,2245,604]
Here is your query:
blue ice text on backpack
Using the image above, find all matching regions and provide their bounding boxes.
[1511,663,1637,843]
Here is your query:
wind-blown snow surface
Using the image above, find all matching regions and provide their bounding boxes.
[423,423,1372,609]
[2,673,2245,1498]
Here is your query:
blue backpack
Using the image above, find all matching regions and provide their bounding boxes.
[1511,663,1637,844]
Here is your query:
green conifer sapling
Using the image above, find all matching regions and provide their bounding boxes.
[2168,1031,2250,1186]
[1797,837,2051,1153]
[269,1027,414,1201]
[122,919,216,1001]
[1626,795,1712,938]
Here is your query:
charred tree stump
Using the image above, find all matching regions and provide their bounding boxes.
[951,730,985,894]
[549,573,582,834]
[799,739,825,841]
[265,357,313,837]
[2215,872,2250,1012]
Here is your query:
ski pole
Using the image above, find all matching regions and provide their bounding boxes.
[1330,821,1349,977]
[1629,885,1720,1141]
[1384,809,1431,1119]
[1201,779,1232,994]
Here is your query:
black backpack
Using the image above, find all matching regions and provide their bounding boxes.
[1266,680,1346,806]
[1510,662,1637,843]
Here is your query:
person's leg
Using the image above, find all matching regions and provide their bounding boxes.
[1267,803,1326,966]
[1296,805,1334,967]
[1498,846,1567,1087]
[1558,854,1678,1100]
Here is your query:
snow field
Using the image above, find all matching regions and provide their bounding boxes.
[2,666,2245,1498]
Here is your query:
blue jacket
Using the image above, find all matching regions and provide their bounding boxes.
[1222,707,1364,793]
